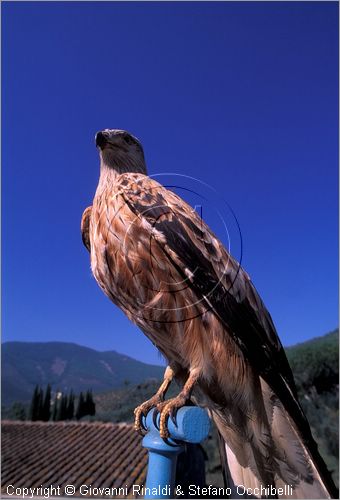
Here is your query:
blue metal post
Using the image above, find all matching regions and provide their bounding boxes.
[142,406,211,499]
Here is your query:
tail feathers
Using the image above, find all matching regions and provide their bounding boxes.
[220,437,332,499]
[220,436,270,498]
[212,379,336,499]
[262,381,336,498]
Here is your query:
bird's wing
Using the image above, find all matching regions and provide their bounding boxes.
[117,173,311,436]
[81,206,92,252]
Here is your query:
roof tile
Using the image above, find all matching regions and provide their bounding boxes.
[2,421,148,498]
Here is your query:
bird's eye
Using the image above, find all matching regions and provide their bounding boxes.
[123,135,134,145]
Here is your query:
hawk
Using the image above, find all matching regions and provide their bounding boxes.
[81,129,337,499]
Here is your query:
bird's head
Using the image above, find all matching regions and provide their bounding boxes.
[95,129,147,175]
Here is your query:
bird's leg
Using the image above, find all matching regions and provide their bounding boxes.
[134,366,175,435]
[156,370,199,439]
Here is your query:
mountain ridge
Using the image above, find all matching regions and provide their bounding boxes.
[2,340,165,405]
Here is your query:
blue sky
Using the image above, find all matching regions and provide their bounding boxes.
[2,2,338,365]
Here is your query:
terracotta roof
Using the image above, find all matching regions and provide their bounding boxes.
[1,420,148,498]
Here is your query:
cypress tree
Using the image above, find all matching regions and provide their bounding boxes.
[67,391,75,420]
[84,390,90,416]
[52,397,58,421]
[42,384,51,421]
[61,394,68,420]
[56,393,66,421]
[90,390,96,416]
[85,390,96,417]
[63,394,68,419]
[37,387,44,420]
[76,392,85,420]
[29,385,40,421]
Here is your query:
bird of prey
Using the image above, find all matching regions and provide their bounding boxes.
[81,129,337,499]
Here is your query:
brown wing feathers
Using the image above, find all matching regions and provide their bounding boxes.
[118,173,337,497]
[81,206,92,252]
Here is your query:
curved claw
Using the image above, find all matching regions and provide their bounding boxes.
[152,408,160,430]
[134,422,147,436]
[140,413,148,432]
[134,394,164,435]
[134,407,149,435]
[158,395,188,439]
[169,406,179,427]
[162,436,181,447]
[134,424,147,436]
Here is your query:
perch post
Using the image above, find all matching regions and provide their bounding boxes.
[142,406,211,499]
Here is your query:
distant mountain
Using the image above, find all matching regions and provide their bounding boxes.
[2,341,164,405]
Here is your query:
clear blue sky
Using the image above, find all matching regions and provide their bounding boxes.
[3,2,338,365]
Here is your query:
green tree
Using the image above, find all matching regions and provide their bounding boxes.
[37,387,44,420]
[29,385,40,421]
[85,390,96,417]
[52,399,58,421]
[66,391,75,420]
[52,390,60,421]
[76,392,85,420]
[56,393,68,421]
[42,384,51,421]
